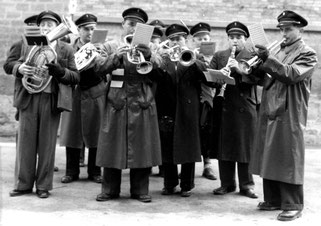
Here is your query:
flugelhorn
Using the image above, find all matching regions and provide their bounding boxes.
[122,34,153,74]
[239,39,285,75]
[22,16,78,94]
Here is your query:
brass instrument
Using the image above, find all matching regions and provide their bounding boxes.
[238,39,285,75]
[22,16,78,93]
[122,34,153,74]
[159,41,196,67]
[217,45,236,98]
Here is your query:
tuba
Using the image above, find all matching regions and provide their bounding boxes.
[122,34,153,74]
[22,16,78,94]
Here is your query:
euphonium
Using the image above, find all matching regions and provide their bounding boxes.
[122,34,153,74]
[238,39,285,75]
[217,45,236,99]
[22,16,78,94]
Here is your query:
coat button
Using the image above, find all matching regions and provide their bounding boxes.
[239,107,245,112]
[187,99,191,104]
[240,93,244,97]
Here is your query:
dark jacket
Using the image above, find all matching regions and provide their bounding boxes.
[209,48,261,162]
[10,41,79,112]
[156,58,206,164]
[60,38,107,149]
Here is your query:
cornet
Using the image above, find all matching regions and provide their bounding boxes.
[239,39,285,75]
[122,34,153,74]
[158,41,196,67]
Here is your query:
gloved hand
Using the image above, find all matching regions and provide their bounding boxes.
[45,63,65,78]
[255,44,269,62]
[136,44,151,60]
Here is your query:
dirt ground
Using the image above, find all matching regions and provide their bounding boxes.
[1,142,321,226]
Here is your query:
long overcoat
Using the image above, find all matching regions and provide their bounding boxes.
[156,59,206,164]
[95,42,162,169]
[250,39,317,184]
[210,48,260,162]
[60,38,107,149]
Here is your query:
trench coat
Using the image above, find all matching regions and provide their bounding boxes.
[60,38,107,149]
[156,58,206,164]
[95,41,162,169]
[209,48,261,162]
[250,39,317,185]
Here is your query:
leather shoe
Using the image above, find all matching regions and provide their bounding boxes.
[96,193,119,202]
[202,167,217,180]
[9,189,32,197]
[213,186,236,195]
[277,210,302,221]
[36,189,50,198]
[257,202,281,211]
[161,187,179,195]
[181,190,192,197]
[88,175,102,183]
[130,194,152,203]
[54,166,59,172]
[239,189,258,199]
[61,175,79,183]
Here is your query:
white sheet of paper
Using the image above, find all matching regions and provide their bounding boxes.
[131,23,154,46]
[247,23,269,47]
[204,69,235,85]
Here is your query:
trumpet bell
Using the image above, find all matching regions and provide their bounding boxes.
[179,49,195,67]
[136,61,153,74]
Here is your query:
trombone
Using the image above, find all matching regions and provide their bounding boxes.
[122,34,153,74]
[238,39,285,75]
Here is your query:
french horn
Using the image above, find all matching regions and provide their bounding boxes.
[22,16,78,94]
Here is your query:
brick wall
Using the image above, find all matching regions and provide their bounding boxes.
[1,0,321,143]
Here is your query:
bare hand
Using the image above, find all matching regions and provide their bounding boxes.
[18,63,36,76]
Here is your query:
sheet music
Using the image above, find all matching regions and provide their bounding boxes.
[131,23,154,46]
[204,69,235,85]
[247,23,269,47]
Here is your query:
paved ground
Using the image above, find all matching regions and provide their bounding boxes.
[1,142,321,226]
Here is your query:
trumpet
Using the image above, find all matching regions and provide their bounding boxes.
[239,39,285,75]
[217,45,236,98]
[159,41,196,67]
[122,34,153,74]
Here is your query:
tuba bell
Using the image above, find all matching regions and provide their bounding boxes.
[22,16,78,94]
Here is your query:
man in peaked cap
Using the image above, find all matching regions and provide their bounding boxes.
[251,10,317,221]
[190,22,217,181]
[155,22,210,198]
[24,14,38,26]
[7,9,79,199]
[211,20,260,200]
[60,13,104,185]
[149,19,166,45]
[36,10,62,26]
[95,7,162,203]
[120,7,148,38]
